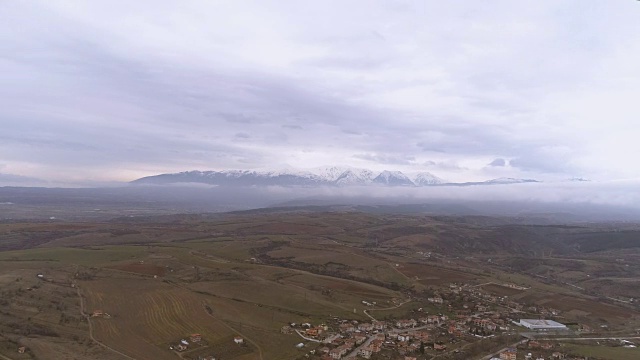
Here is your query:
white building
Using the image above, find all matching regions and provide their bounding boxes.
[519,319,568,331]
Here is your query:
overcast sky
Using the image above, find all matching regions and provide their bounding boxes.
[1,1,639,185]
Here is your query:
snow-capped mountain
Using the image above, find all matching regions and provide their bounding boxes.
[131,168,541,187]
[372,171,414,186]
[334,169,375,185]
[370,170,413,186]
[413,172,445,186]
[309,166,353,182]
[132,168,411,187]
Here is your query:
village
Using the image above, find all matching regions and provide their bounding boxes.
[279,282,624,360]
[104,279,636,360]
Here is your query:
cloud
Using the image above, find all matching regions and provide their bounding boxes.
[235,133,251,139]
[488,158,507,167]
[353,153,416,166]
[0,1,638,183]
[424,160,468,172]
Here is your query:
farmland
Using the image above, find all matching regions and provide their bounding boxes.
[1,210,640,359]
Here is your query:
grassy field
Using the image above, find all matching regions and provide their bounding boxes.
[0,246,146,266]
[81,276,237,360]
[563,343,640,360]
[2,211,640,359]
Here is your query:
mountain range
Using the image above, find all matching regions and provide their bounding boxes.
[131,167,540,187]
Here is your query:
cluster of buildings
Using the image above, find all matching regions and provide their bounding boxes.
[285,282,580,359]
[286,316,448,359]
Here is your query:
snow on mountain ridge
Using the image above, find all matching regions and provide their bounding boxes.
[335,169,375,185]
[133,167,451,187]
[372,170,414,186]
[413,172,445,185]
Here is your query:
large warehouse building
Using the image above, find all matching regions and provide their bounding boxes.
[519,319,568,331]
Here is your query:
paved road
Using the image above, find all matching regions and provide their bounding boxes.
[346,334,375,358]
[479,339,528,360]
[294,329,321,343]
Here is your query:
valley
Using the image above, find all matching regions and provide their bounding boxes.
[0,210,639,360]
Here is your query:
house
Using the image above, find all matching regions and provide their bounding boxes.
[358,347,373,359]
[234,336,244,344]
[358,322,374,331]
[17,347,26,354]
[473,318,491,328]
[354,334,367,345]
[370,339,383,352]
[434,343,446,351]
[540,342,554,350]
[339,323,355,333]
[190,333,202,343]
[176,344,188,352]
[411,330,430,342]
[92,310,104,317]
[500,348,517,360]
[323,334,342,344]
[343,339,355,348]
[398,333,411,342]
[428,297,444,304]
[329,345,349,359]
[396,319,417,328]
[373,320,386,330]
[551,352,566,359]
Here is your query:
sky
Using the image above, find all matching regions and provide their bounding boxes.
[1,0,639,185]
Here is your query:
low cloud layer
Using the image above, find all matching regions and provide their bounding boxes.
[0,1,639,185]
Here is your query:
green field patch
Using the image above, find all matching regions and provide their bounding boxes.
[0,246,146,265]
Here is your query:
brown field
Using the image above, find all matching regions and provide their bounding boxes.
[3,211,640,359]
[108,262,166,276]
[81,277,239,360]
[398,263,479,285]
[241,221,334,235]
[482,283,525,296]
[517,292,638,325]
